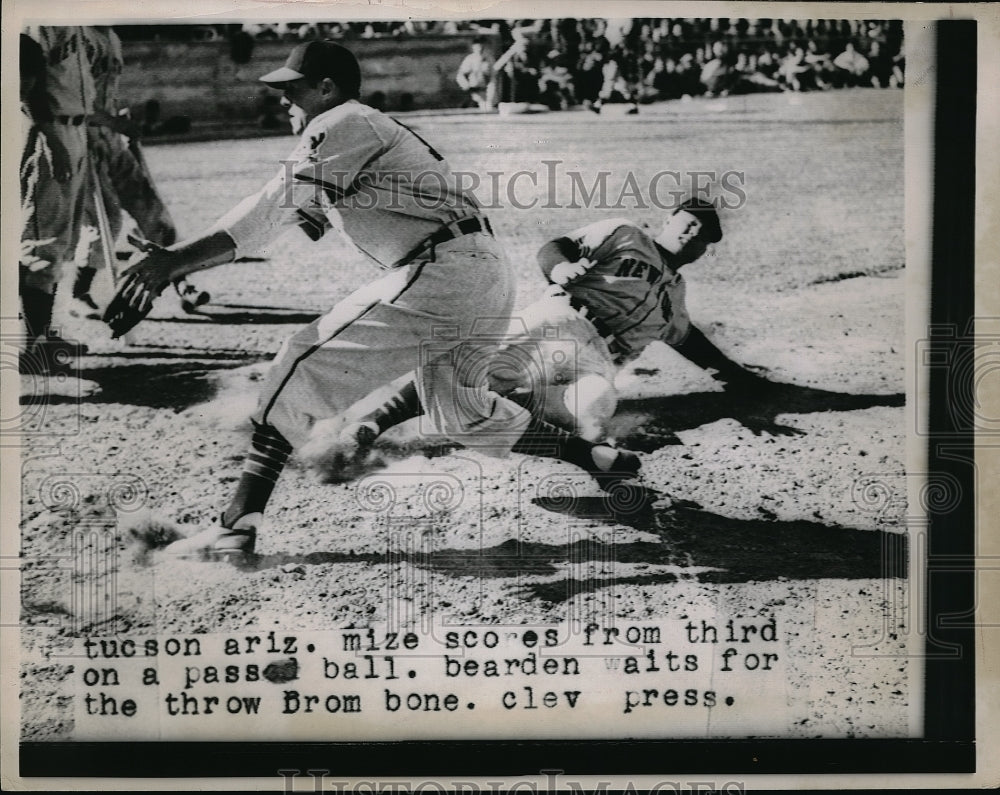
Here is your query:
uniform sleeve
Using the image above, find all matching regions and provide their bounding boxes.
[290,112,387,203]
[210,157,335,259]
[537,237,580,280]
[210,114,383,258]
[564,217,632,260]
[660,275,691,346]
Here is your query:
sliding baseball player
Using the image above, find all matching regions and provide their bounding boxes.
[320,197,775,465]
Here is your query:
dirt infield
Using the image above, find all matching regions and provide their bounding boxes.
[19,89,911,741]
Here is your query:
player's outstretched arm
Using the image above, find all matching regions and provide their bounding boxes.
[102,230,236,337]
[670,325,771,389]
[103,164,307,337]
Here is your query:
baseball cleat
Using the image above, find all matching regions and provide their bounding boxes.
[588,447,642,493]
[337,421,379,465]
[162,512,260,561]
[69,293,102,320]
[174,279,211,313]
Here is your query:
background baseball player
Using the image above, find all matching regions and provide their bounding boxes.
[322,197,775,460]
[71,25,208,320]
[102,40,640,560]
[455,36,493,110]
[19,26,95,371]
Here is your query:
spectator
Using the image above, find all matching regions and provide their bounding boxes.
[585,19,611,59]
[731,50,783,93]
[755,44,781,80]
[778,44,814,91]
[803,39,834,89]
[675,51,704,97]
[538,50,576,109]
[700,40,734,96]
[639,56,682,102]
[555,17,582,71]
[867,40,894,88]
[493,29,539,103]
[638,38,657,79]
[575,40,604,109]
[832,41,870,86]
[891,43,905,88]
[592,45,639,113]
[456,36,494,109]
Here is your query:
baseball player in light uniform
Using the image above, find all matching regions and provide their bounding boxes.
[71,25,207,319]
[102,41,640,559]
[591,19,640,114]
[20,25,95,368]
[332,198,773,453]
[455,37,492,110]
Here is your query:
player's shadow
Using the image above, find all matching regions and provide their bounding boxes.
[24,358,266,411]
[509,495,906,602]
[153,305,320,325]
[244,491,906,603]
[613,382,905,451]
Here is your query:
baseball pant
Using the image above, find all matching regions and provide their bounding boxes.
[254,232,531,450]
[78,126,177,270]
[21,122,90,292]
[489,287,620,442]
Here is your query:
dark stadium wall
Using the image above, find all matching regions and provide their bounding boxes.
[119,35,490,130]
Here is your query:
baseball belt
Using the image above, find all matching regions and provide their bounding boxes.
[390,215,493,269]
[55,114,87,125]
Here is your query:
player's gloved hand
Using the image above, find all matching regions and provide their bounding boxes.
[102,245,178,338]
[550,258,593,286]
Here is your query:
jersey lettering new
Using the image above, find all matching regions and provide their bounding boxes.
[563,218,690,356]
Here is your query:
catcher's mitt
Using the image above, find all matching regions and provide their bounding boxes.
[102,245,175,338]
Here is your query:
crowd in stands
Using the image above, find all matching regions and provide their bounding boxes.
[117,18,905,112]
[473,18,905,110]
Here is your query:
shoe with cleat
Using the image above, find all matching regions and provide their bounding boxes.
[69,293,102,320]
[174,279,211,314]
[162,512,260,561]
[587,447,642,493]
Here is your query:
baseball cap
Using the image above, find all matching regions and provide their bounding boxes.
[677,197,723,243]
[260,40,362,96]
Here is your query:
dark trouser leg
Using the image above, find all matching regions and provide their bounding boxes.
[21,286,55,344]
